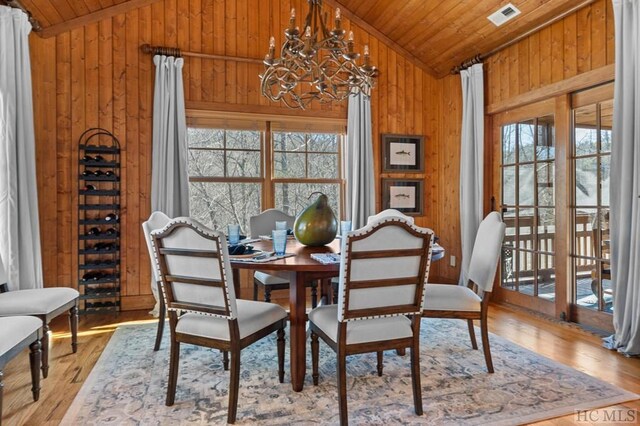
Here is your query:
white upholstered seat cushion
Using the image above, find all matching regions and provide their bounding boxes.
[253,271,289,286]
[175,300,287,341]
[0,288,79,316]
[308,305,413,345]
[0,316,42,357]
[422,284,481,312]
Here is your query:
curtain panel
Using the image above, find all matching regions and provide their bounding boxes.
[150,54,189,312]
[605,0,640,356]
[345,92,375,229]
[0,6,43,291]
[459,64,485,286]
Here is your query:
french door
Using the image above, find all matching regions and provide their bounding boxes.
[492,99,567,318]
[491,87,614,332]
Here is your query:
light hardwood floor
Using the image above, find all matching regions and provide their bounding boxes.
[2,304,639,425]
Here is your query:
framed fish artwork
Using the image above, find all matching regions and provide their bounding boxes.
[381,179,423,215]
[381,134,424,172]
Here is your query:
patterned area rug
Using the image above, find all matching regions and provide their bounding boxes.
[62,318,637,425]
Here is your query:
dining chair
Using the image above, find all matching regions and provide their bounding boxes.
[0,254,79,378]
[323,209,417,305]
[151,217,287,424]
[309,216,434,426]
[422,211,506,373]
[142,211,172,351]
[0,316,43,423]
[249,209,318,307]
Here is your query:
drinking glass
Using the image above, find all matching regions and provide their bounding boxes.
[275,221,288,231]
[228,224,241,245]
[340,220,352,237]
[272,230,287,256]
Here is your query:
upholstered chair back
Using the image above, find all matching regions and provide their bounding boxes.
[337,216,433,322]
[151,217,237,319]
[249,209,295,238]
[142,211,172,282]
[467,212,506,293]
[366,208,415,225]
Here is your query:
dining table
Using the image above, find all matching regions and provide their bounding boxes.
[229,237,445,392]
[230,238,341,392]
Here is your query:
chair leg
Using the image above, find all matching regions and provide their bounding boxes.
[264,287,272,303]
[410,342,423,416]
[154,283,165,351]
[253,280,259,301]
[311,332,319,386]
[337,351,348,426]
[480,319,494,373]
[332,281,339,304]
[277,327,285,383]
[223,350,229,371]
[227,350,241,424]
[376,351,384,377]
[0,370,3,421]
[311,282,318,308]
[41,323,50,379]
[69,305,79,353]
[166,341,180,406]
[467,319,478,350]
[29,339,42,402]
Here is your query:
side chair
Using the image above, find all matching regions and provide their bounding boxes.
[0,316,42,425]
[0,254,78,378]
[422,211,506,373]
[151,217,288,424]
[142,210,172,351]
[309,215,434,425]
[250,208,318,307]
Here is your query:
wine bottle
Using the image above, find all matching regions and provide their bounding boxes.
[82,155,94,162]
[81,272,95,281]
[104,170,116,178]
[82,170,94,177]
[83,184,96,191]
[93,170,105,177]
[87,227,101,236]
[94,155,105,162]
[104,213,119,222]
[104,227,118,236]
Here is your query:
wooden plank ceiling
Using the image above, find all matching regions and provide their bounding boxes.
[17,0,586,77]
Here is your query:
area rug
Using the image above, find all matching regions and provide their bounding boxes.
[61,318,637,425]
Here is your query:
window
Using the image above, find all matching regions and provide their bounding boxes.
[186,116,345,234]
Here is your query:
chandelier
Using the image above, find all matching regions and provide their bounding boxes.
[260,0,377,110]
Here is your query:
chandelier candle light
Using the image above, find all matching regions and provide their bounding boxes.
[260,0,377,109]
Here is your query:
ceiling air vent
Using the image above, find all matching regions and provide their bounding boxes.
[487,3,522,27]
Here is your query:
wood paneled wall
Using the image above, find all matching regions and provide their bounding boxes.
[485,0,615,108]
[29,0,460,309]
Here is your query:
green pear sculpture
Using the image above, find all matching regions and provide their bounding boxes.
[293,192,338,246]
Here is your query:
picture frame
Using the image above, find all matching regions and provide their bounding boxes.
[381,134,424,173]
[381,179,423,216]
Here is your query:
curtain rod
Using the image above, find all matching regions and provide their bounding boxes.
[140,44,263,64]
[450,0,597,74]
[3,0,42,32]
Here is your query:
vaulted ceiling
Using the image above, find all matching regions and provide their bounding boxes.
[10,0,591,77]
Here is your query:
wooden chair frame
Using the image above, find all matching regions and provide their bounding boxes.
[0,326,42,425]
[152,220,286,424]
[310,219,433,426]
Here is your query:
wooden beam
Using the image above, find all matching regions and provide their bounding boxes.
[38,0,163,38]
[486,64,615,115]
[324,0,438,77]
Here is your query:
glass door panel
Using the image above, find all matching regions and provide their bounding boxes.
[571,95,613,315]
[499,115,556,301]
